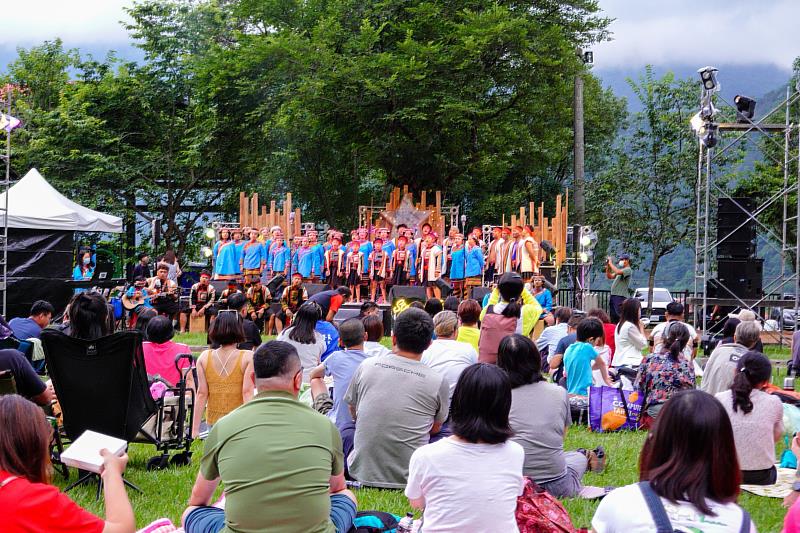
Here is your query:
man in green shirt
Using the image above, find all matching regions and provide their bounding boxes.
[182,341,357,533]
[606,253,632,323]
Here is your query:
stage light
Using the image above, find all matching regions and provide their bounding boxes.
[583,51,593,64]
[201,246,212,258]
[204,228,215,239]
[697,66,719,92]
[541,240,556,255]
[734,95,756,123]
[579,251,592,264]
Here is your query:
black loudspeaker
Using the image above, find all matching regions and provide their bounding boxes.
[305,283,328,297]
[539,265,557,286]
[470,286,492,303]
[716,258,763,299]
[717,198,756,259]
[389,285,427,303]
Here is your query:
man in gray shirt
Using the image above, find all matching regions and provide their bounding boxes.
[701,321,761,395]
[345,308,450,489]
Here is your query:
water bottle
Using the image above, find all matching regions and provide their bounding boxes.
[397,512,414,533]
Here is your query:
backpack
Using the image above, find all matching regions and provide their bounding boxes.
[349,510,401,533]
[515,477,577,533]
[478,306,518,364]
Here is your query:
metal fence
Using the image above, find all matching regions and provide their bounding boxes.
[553,289,691,314]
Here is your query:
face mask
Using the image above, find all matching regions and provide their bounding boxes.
[83,257,91,265]
[619,260,625,267]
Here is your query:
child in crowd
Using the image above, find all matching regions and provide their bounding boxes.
[563,317,613,396]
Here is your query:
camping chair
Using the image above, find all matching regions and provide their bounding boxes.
[0,369,15,395]
[41,329,194,496]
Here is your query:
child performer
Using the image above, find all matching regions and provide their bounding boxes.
[296,235,314,282]
[308,231,325,283]
[420,233,443,300]
[464,235,485,297]
[405,228,418,286]
[345,240,364,302]
[213,228,238,279]
[325,237,345,288]
[448,233,466,299]
[268,236,290,279]
[369,237,389,303]
[442,226,459,283]
[390,235,410,287]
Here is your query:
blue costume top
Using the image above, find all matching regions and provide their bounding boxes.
[215,240,241,276]
[297,247,314,278]
[311,244,325,277]
[382,240,396,258]
[72,265,94,294]
[271,245,290,274]
[241,241,266,270]
[212,239,228,266]
[465,246,485,278]
[407,242,418,277]
[534,289,554,312]
[234,240,246,269]
[449,247,465,280]
[358,240,373,273]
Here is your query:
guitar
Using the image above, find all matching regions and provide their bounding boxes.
[122,290,146,311]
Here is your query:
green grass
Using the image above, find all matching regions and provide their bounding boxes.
[50,337,792,531]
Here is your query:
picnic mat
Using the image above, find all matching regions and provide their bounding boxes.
[740,467,795,498]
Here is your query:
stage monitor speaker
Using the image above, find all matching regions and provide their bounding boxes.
[470,286,492,303]
[305,283,329,297]
[539,265,557,287]
[389,285,427,303]
[716,258,763,300]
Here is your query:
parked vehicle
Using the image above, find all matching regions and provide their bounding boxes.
[633,287,674,323]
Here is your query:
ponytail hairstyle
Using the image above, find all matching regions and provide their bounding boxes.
[661,322,690,361]
[497,272,524,319]
[731,351,772,414]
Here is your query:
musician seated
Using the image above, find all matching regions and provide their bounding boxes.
[124,277,154,325]
[186,270,217,331]
[148,263,180,322]
[276,272,308,334]
[246,276,271,333]
[218,279,243,310]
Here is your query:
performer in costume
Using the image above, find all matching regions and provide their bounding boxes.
[268,236,290,279]
[442,226,458,282]
[277,272,307,333]
[296,235,315,282]
[325,237,345,289]
[369,237,389,303]
[125,276,154,326]
[215,228,242,279]
[415,223,433,253]
[308,231,325,282]
[212,228,230,276]
[503,226,523,274]
[240,228,266,285]
[485,226,504,282]
[449,233,466,299]
[420,233,443,300]
[464,235,485,297]
[246,275,271,333]
[520,224,541,282]
[345,240,364,302]
[188,270,217,330]
[148,262,180,322]
[405,228,419,286]
[258,226,270,243]
[531,274,554,326]
[390,235,410,286]
[470,226,486,252]
[218,279,242,310]
[356,227,373,277]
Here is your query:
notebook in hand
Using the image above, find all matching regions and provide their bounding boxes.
[60,430,127,474]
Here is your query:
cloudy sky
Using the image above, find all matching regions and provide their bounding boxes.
[0,0,798,73]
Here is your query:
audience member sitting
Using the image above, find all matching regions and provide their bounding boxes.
[717,317,740,346]
[315,314,340,362]
[593,390,752,532]
[68,291,111,340]
[143,316,191,386]
[479,272,542,363]
[0,394,135,532]
[345,308,449,488]
[0,348,54,406]
[535,306,572,361]
[587,308,615,362]
[357,300,378,319]
[405,363,524,531]
[362,315,390,358]
[701,320,761,395]
[548,315,581,382]
[9,300,53,340]
[635,322,695,428]
[442,295,460,313]
[422,310,478,401]
[134,307,158,340]
[727,309,764,353]
[182,341,357,533]
[613,297,648,370]
[455,298,481,353]
[277,301,327,382]
[191,312,255,438]
[716,351,783,486]
[223,293,262,351]
[564,318,612,396]
[650,302,699,359]
[424,298,444,320]
[497,334,603,498]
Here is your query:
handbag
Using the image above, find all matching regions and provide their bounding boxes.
[516,477,577,533]
[349,510,400,533]
[588,385,643,432]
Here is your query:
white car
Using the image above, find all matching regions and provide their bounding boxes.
[633,287,674,323]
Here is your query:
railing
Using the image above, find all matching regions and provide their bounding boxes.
[553,288,691,314]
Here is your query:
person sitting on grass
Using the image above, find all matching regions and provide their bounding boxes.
[0,394,135,532]
[362,315,391,358]
[716,351,783,486]
[455,298,481,353]
[405,363,524,532]
[183,341,357,533]
[191,312,255,438]
[634,322,695,429]
[592,390,753,532]
[143,315,191,386]
[277,301,327,383]
[701,320,761,396]
[563,317,612,396]
[345,308,449,488]
[497,334,605,498]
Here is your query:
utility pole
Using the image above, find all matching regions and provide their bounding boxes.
[573,49,592,225]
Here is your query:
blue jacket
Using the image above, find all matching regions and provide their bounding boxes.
[534,289,554,312]
[358,241,373,273]
[241,241,266,270]
[270,246,290,273]
[297,247,314,278]
[465,246,484,277]
[449,247,466,280]
[311,244,325,276]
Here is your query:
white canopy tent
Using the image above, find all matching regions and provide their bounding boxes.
[0,168,123,233]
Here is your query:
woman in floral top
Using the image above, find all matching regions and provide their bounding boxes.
[635,322,695,428]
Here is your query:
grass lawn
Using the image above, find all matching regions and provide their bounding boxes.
[52,335,794,531]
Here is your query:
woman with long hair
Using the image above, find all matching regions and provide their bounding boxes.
[276,301,326,382]
[405,363,523,531]
[478,272,541,363]
[0,395,135,531]
[498,334,603,498]
[68,291,111,340]
[613,297,648,371]
[593,390,753,532]
[161,249,182,283]
[191,311,254,437]
[716,351,783,485]
[635,322,695,428]
[72,251,95,294]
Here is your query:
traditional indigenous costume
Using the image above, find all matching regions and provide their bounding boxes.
[346,248,364,287]
[296,245,314,281]
[449,245,466,299]
[519,234,540,281]
[391,243,410,286]
[241,239,266,279]
[465,243,485,295]
[325,245,345,288]
[246,282,271,331]
[215,236,242,278]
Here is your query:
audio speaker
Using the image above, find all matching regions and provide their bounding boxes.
[716,258,763,299]
[717,198,756,259]
[305,283,329,297]
[389,285,427,303]
[470,286,492,303]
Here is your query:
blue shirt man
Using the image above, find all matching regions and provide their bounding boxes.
[563,318,611,395]
[316,319,340,362]
[9,300,53,340]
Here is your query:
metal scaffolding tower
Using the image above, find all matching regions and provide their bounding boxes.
[0,89,11,317]
[693,78,800,335]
